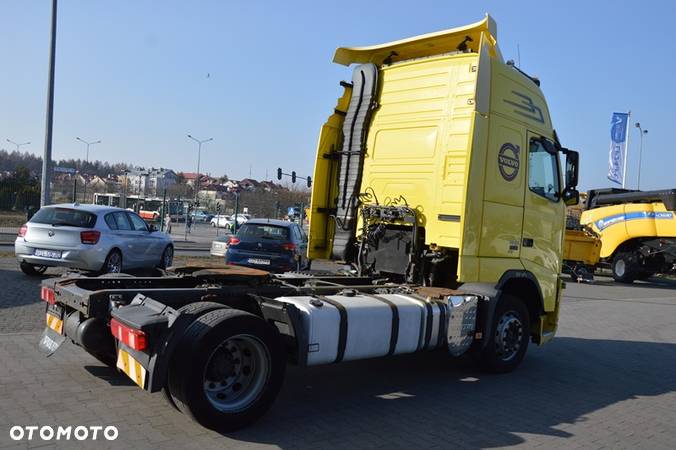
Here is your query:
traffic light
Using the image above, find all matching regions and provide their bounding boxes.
[277,168,282,180]
[291,171,296,183]
[306,176,312,188]
[216,203,221,212]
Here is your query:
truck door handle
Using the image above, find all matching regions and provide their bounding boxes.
[522,238,534,247]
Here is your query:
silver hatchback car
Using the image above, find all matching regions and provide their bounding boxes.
[15,203,174,275]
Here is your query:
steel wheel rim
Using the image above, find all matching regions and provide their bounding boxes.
[203,334,271,413]
[106,253,121,273]
[615,259,625,276]
[495,311,523,361]
[163,247,173,267]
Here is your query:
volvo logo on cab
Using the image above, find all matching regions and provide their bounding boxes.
[498,143,520,181]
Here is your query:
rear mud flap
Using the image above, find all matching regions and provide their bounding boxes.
[38,327,66,356]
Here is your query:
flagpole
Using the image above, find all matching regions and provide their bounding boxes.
[622,110,631,189]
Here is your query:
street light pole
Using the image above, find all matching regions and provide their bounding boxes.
[635,123,648,190]
[6,139,31,152]
[76,137,101,166]
[187,134,213,205]
[76,137,101,203]
[41,0,58,207]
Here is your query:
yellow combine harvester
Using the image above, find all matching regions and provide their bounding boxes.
[562,228,601,282]
[562,192,602,281]
[579,188,676,283]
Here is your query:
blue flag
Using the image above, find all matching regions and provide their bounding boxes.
[608,112,629,185]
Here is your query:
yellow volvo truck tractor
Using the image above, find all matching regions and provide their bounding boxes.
[580,188,676,283]
[310,14,580,357]
[37,16,580,432]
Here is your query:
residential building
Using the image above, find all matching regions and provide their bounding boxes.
[125,167,177,196]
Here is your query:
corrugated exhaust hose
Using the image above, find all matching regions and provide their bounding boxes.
[332,63,379,261]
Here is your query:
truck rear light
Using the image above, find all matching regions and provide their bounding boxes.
[228,237,240,246]
[18,224,27,237]
[110,318,147,351]
[41,286,56,304]
[80,230,101,245]
[282,242,296,252]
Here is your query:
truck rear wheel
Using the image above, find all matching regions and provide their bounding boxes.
[167,308,285,432]
[162,302,231,410]
[478,294,530,373]
[612,252,638,283]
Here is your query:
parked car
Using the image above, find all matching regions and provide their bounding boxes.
[191,209,214,223]
[225,219,308,272]
[209,234,231,257]
[230,213,251,225]
[210,213,250,229]
[15,204,174,275]
[210,214,232,228]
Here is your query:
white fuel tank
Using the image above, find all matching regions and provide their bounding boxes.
[275,293,446,366]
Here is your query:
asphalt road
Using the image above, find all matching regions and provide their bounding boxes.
[0,258,675,449]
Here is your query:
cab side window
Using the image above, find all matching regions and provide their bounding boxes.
[528,139,560,202]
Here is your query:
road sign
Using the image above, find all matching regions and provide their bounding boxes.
[53,166,76,174]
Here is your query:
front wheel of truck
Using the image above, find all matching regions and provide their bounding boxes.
[478,294,530,373]
[167,308,286,432]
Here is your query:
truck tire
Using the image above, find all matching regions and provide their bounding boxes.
[478,294,530,373]
[162,302,231,410]
[167,308,285,432]
[611,252,638,283]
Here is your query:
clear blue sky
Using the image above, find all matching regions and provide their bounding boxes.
[1,0,674,190]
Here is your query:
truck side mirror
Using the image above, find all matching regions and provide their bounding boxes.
[563,149,579,189]
[560,148,579,205]
[562,188,580,206]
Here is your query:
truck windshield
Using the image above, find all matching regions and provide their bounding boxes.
[30,207,97,228]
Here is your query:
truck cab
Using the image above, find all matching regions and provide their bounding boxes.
[309,14,579,347]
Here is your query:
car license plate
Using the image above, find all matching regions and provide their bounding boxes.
[248,258,271,265]
[34,248,62,259]
[116,348,146,388]
[45,303,64,335]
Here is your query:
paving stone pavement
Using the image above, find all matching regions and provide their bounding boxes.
[1,256,675,449]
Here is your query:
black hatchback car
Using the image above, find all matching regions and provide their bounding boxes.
[224,219,308,272]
